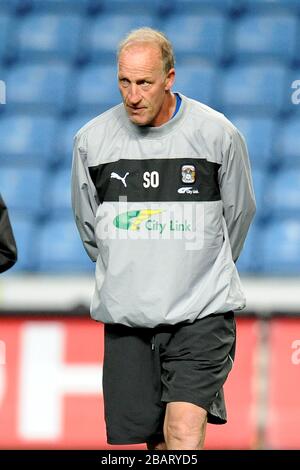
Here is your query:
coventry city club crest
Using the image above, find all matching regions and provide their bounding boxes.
[181,165,196,184]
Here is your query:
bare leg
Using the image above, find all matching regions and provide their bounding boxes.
[163,402,207,450]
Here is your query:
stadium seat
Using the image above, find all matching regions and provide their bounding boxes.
[265,169,300,217]
[5,214,38,272]
[220,64,287,115]
[0,166,46,216]
[75,64,121,113]
[174,62,218,108]
[57,113,97,166]
[262,219,300,274]
[251,168,266,220]
[45,167,72,216]
[15,13,84,63]
[98,0,165,14]
[0,14,11,64]
[230,115,276,169]
[88,14,158,63]
[6,64,72,113]
[172,0,235,13]
[37,218,94,272]
[275,117,300,167]
[242,0,300,13]
[28,0,90,12]
[232,13,298,63]
[162,13,228,62]
[0,114,58,165]
[236,223,262,273]
[0,0,19,11]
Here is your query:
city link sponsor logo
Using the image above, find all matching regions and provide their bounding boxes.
[114,209,162,231]
[113,210,192,234]
[96,197,204,250]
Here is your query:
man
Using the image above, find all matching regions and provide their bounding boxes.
[0,194,17,273]
[71,28,256,450]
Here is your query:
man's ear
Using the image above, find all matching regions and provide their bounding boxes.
[165,68,175,91]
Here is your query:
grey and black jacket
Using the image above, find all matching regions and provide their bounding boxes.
[72,94,256,328]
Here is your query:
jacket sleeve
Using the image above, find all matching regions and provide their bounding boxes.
[0,194,18,273]
[219,127,256,262]
[71,133,99,262]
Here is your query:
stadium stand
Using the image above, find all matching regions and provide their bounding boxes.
[37,218,93,272]
[231,13,298,63]
[162,13,228,62]
[0,13,11,64]
[0,114,58,165]
[15,13,85,63]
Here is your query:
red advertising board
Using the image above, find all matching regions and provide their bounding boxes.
[0,317,258,449]
[265,318,300,449]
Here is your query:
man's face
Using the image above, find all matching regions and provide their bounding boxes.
[118,43,174,127]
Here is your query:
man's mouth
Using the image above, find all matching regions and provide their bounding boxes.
[129,107,145,110]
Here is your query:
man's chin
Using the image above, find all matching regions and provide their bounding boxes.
[129,115,150,126]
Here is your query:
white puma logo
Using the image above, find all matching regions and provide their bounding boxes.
[110,172,129,188]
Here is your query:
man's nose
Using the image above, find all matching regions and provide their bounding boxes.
[127,84,141,105]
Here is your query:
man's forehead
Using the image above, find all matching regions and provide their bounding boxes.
[118,43,163,70]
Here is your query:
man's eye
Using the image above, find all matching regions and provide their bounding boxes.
[141,81,150,87]
[120,79,129,87]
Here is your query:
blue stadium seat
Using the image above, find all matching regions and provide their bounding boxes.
[175,62,218,107]
[0,114,58,165]
[232,14,298,63]
[236,223,262,273]
[162,13,228,62]
[0,166,46,216]
[230,115,276,169]
[0,14,11,64]
[57,114,97,166]
[37,218,94,272]
[28,0,89,12]
[89,14,158,63]
[6,64,72,113]
[75,65,121,113]
[242,0,300,13]
[275,117,300,167]
[15,14,84,63]
[99,0,165,14]
[46,168,72,216]
[265,170,300,218]
[251,168,266,221]
[0,0,19,11]
[221,64,287,115]
[173,0,236,13]
[262,219,300,274]
[5,214,38,273]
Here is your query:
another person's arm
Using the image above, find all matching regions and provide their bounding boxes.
[71,133,99,261]
[219,127,256,262]
[0,194,17,273]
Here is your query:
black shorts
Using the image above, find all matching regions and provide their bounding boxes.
[103,312,236,445]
